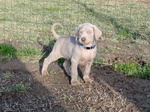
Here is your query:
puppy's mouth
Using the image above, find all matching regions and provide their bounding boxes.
[83,42,91,46]
[80,40,92,47]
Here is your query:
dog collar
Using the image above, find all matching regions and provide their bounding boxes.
[78,42,96,50]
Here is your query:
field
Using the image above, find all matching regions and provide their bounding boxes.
[0,0,150,112]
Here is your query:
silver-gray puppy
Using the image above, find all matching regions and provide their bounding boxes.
[42,23,102,86]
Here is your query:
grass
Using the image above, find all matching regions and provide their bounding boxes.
[16,46,41,62]
[98,45,121,54]
[113,62,150,79]
[0,44,41,62]
[0,43,41,62]
[12,82,31,93]
[0,71,31,93]
[48,70,56,76]
[0,83,31,93]
[0,44,16,61]
[0,87,10,93]
[17,46,41,57]
[116,28,133,40]
[0,44,16,57]
[3,71,14,79]
[93,58,104,65]
[62,94,73,100]
[0,0,149,42]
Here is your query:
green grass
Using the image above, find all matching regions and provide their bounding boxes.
[17,46,41,57]
[0,17,7,22]
[62,94,73,100]
[113,62,150,79]
[0,0,149,61]
[48,70,56,76]
[0,44,16,57]
[12,83,31,93]
[3,71,14,79]
[116,28,133,40]
[0,43,41,62]
[0,71,31,93]
[0,44,16,61]
[0,83,31,93]
[0,87,10,93]
[0,0,149,42]
[93,58,104,65]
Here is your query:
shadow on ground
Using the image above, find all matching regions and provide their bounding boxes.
[0,43,67,112]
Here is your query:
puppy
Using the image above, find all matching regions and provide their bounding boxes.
[42,23,102,86]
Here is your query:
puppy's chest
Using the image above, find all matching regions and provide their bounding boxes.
[79,50,96,64]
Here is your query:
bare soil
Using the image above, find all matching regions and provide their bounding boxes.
[0,37,150,112]
[0,60,150,112]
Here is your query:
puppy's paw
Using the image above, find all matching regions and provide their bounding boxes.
[42,69,49,76]
[71,80,81,86]
[83,76,93,83]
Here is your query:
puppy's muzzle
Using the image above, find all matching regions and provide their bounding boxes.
[81,37,86,42]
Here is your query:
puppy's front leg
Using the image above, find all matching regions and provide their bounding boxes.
[63,60,71,76]
[83,62,93,83]
[71,58,80,86]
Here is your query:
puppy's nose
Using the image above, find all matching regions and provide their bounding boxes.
[81,37,86,42]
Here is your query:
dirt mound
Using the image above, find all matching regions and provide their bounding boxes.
[0,60,150,112]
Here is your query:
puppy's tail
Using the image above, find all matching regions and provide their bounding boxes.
[51,23,63,39]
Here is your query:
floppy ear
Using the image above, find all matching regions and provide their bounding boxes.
[75,27,79,40]
[93,25,102,40]
[75,24,83,40]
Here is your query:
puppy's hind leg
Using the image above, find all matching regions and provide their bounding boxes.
[42,51,61,76]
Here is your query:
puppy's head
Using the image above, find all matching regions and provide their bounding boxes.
[75,23,102,46]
